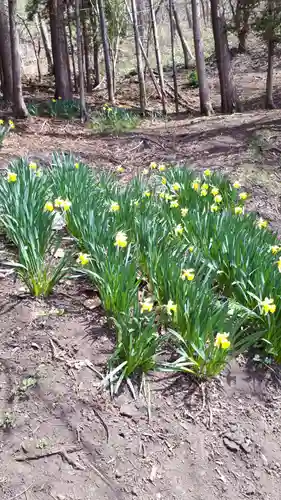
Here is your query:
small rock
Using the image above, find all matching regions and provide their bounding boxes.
[115,469,122,479]
[223,437,239,452]
[131,488,138,496]
[245,483,256,496]
[83,297,102,310]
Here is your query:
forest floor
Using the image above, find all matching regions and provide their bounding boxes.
[1,38,281,500]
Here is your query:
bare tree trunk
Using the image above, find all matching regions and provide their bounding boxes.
[89,2,100,87]
[210,0,236,113]
[97,0,114,101]
[18,14,42,82]
[66,4,78,93]
[169,0,179,112]
[265,39,274,109]
[8,0,28,118]
[49,0,73,99]
[130,0,147,113]
[172,6,194,68]
[148,0,166,114]
[75,0,87,120]
[82,7,92,92]
[0,2,13,102]
[200,0,206,24]
[191,0,212,115]
[37,13,53,74]
[185,3,193,28]
[136,0,145,46]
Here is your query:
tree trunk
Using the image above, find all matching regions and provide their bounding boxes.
[172,6,194,68]
[97,0,114,101]
[191,0,213,115]
[89,2,100,87]
[8,0,28,117]
[136,0,145,46]
[265,39,274,109]
[66,4,78,93]
[49,0,72,100]
[200,0,207,25]
[185,3,193,28]
[210,0,236,113]
[130,0,147,113]
[75,0,87,120]
[169,0,179,112]
[82,9,92,92]
[18,14,42,82]
[37,12,53,74]
[148,0,167,114]
[0,2,13,102]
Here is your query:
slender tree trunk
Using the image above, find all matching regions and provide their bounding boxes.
[210,0,236,113]
[148,0,166,114]
[49,0,72,100]
[191,0,213,115]
[130,0,147,113]
[265,39,274,109]
[169,0,179,112]
[75,0,87,120]
[18,14,42,82]
[200,0,207,24]
[136,0,145,46]
[185,3,193,28]
[97,0,114,101]
[172,6,194,68]
[82,10,92,92]
[66,4,78,92]
[8,0,28,117]
[89,3,100,87]
[37,13,53,74]
[0,2,13,102]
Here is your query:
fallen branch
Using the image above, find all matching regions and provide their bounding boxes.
[15,445,85,470]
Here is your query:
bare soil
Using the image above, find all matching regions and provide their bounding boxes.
[1,41,281,500]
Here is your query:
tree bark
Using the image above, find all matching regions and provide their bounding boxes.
[49,0,72,100]
[89,2,100,87]
[0,2,13,102]
[66,4,78,93]
[148,0,167,114]
[37,12,53,74]
[169,0,179,112]
[75,0,87,120]
[265,39,274,109]
[82,7,92,92]
[210,0,236,113]
[18,14,42,82]
[191,0,213,115]
[172,6,194,68]
[97,0,114,101]
[130,0,147,113]
[8,0,28,117]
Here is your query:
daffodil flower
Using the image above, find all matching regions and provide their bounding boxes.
[210,204,219,213]
[54,198,64,208]
[214,194,222,203]
[62,200,72,211]
[234,206,243,215]
[257,218,268,229]
[211,187,219,196]
[200,188,208,197]
[271,245,281,255]
[142,168,149,175]
[174,224,183,236]
[144,191,151,198]
[181,268,195,281]
[165,194,173,201]
[214,332,230,349]
[159,192,165,199]
[29,162,37,170]
[170,200,179,208]
[181,207,188,216]
[114,231,128,248]
[161,177,167,185]
[44,201,54,212]
[172,182,180,192]
[233,181,241,189]
[140,299,153,313]
[52,98,57,103]
[188,245,194,252]
[134,200,139,206]
[204,169,211,177]
[201,183,209,190]
[110,202,120,212]
[116,166,125,173]
[158,164,166,172]
[8,120,15,129]
[192,180,200,191]
[239,192,248,201]
[0,119,4,125]
[260,297,276,315]
[150,162,157,169]
[74,162,80,169]
[77,253,90,265]
[166,300,177,316]
[7,171,17,183]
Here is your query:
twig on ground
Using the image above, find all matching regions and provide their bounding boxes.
[15,446,85,470]
[7,483,34,500]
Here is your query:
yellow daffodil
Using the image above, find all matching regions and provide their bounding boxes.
[54,198,64,208]
[159,192,165,199]
[35,169,42,178]
[239,192,248,201]
[142,168,149,175]
[261,297,276,315]
[140,299,153,313]
[170,200,179,208]
[204,169,211,177]
[116,166,125,173]
[202,183,209,190]
[257,218,268,229]
[211,187,219,196]
[214,332,231,349]
[114,231,128,248]
[158,164,166,172]
[29,162,37,170]
[44,201,54,212]
[233,181,241,189]
[110,202,120,212]
[165,194,173,201]
[0,119,4,125]
[161,176,167,185]
[134,200,139,206]
[166,300,177,316]
[174,224,183,236]
[200,188,208,197]
[8,120,15,129]
[7,171,17,183]
[181,268,195,281]
[214,194,222,204]
[210,204,219,213]
[58,96,62,100]
[172,182,181,192]
[150,162,157,170]
[181,207,188,217]
[52,98,57,103]
[74,162,80,169]
[77,253,90,265]
[107,107,113,112]
[144,191,151,198]
[188,245,194,252]
[62,199,72,211]
[234,206,244,215]
[271,245,281,255]
[192,180,200,191]
[277,257,281,272]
